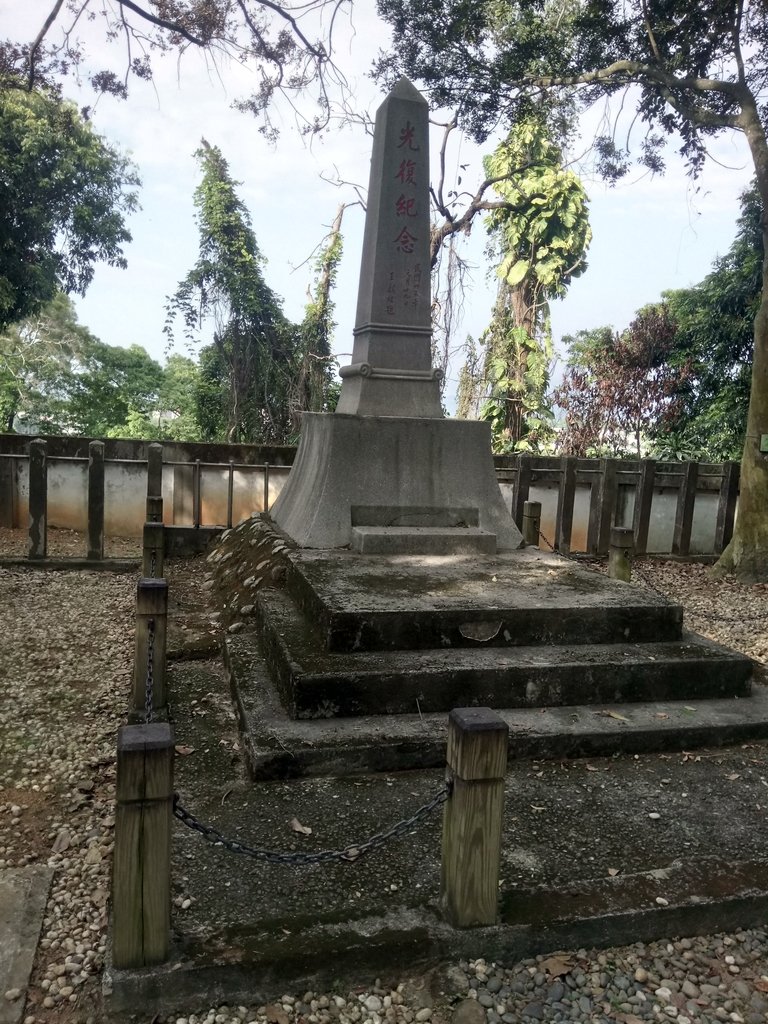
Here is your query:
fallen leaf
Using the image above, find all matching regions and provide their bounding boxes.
[754,979,768,992]
[684,706,697,712]
[530,805,545,813]
[615,1014,645,1024]
[654,712,669,719]
[585,764,600,772]
[51,829,71,853]
[726,773,741,781]
[290,817,312,835]
[540,955,572,977]
[175,745,195,756]
[595,709,630,723]
[265,1005,290,1024]
[608,867,620,876]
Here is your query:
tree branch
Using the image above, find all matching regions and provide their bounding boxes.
[27,0,66,90]
[116,0,209,46]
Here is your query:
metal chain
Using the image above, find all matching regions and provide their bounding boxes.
[144,618,155,724]
[172,780,452,865]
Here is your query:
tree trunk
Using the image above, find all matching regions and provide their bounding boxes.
[714,99,768,581]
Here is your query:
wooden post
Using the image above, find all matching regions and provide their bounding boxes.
[714,460,740,554]
[87,440,105,561]
[112,722,174,968]
[441,707,508,928]
[555,456,577,554]
[521,500,541,547]
[263,462,271,513]
[672,461,699,556]
[227,461,235,528]
[142,522,165,578]
[27,439,47,560]
[133,579,168,716]
[145,495,164,523]
[193,460,201,528]
[633,459,656,556]
[608,526,634,582]
[595,458,620,555]
[146,443,163,499]
[511,455,532,531]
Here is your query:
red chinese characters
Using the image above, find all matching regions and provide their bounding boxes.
[395,194,417,218]
[397,121,419,151]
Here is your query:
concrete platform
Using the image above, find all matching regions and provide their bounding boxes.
[350,526,497,555]
[256,588,752,717]
[0,866,54,1024]
[286,548,685,652]
[226,634,768,779]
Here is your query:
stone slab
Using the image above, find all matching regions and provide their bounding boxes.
[269,413,522,551]
[285,547,683,652]
[255,588,752,717]
[350,526,497,555]
[226,633,768,778]
[0,866,54,1024]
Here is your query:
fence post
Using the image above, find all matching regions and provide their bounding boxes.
[146,443,163,500]
[608,526,634,582]
[87,440,105,561]
[146,495,164,524]
[133,578,168,716]
[511,455,532,530]
[28,439,47,560]
[0,456,17,528]
[263,461,271,513]
[193,460,201,528]
[672,461,699,557]
[714,460,739,554]
[112,721,174,968]
[633,459,656,556]
[142,522,165,578]
[441,707,508,928]
[555,456,577,554]
[521,500,541,547]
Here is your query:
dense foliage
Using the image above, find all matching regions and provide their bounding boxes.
[0,88,138,330]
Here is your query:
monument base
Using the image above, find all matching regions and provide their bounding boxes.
[269,412,523,551]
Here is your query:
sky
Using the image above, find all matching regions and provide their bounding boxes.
[4,2,756,406]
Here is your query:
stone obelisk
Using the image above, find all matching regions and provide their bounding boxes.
[270,78,523,552]
[336,78,442,418]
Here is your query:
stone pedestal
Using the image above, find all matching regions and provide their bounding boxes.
[270,412,522,550]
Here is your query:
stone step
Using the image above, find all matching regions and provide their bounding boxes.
[350,525,497,555]
[285,549,684,652]
[225,633,768,779]
[256,589,752,718]
[350,504,479,527]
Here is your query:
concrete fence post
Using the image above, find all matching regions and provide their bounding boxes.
[441,707,508,928]
[28,439,47,560]
[112,722,174,968]
[142,522,165,578]
[608,526,634,582]
[145,495,164,524]
[521,500,541,547]
[147,443,163,498]
[132,578,168,716]
[0,456,17,528]
[87,440,105,560]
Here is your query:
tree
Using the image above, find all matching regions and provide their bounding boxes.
[0,87,138,330]
[474,117,590,452]
[556,308,686,457]
[165,139,297,443]
[655,184,761,460]
[3,0,351,139]
[0,292,85,432]
[377,0,768,580]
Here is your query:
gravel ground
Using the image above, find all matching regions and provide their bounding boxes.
[0,526,141,560]
[1,537,767,1024]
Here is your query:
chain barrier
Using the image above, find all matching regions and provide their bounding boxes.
[172,780,452,866]
[539,531,765,627]
[150,549,157,579]
[144,618,155,723]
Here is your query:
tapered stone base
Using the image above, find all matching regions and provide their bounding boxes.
[269,412,523,550]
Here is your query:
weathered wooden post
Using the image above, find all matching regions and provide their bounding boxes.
[87,440,105,561]
[28,438,47,560]
[521,500,541,547]
[672,460,699,557]
[142,522,165,578]
[441,707,508,928]
[132,578,168,716]
[0,456,17,528]
[112,721,174,968]
[608,526,634,582]
[511,455,532,531]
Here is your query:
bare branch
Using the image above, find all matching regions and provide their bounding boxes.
[27,0,66,90]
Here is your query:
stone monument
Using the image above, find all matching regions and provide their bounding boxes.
[271,78,522,553]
